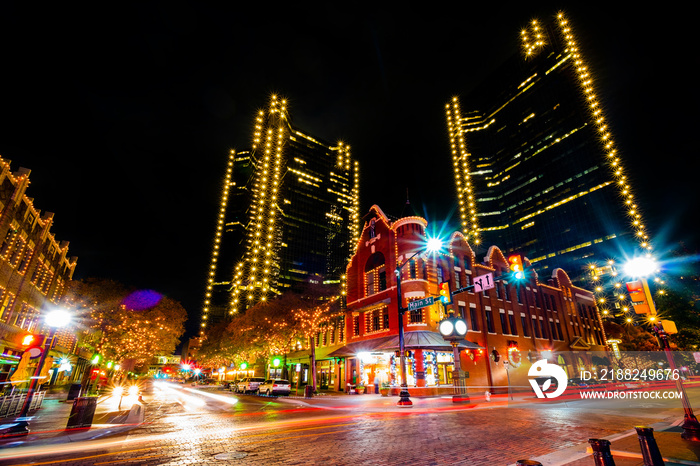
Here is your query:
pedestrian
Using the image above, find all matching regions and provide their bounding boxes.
[373,373,380,395]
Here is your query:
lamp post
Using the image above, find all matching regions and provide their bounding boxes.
[395,237,443,407]
[624,256,700,441]
[438,313,470,403]
[10,308,72,436]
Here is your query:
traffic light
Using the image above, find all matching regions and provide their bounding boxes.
[508,255,524,280]
[21,334,42,348]
[438,281,452,305]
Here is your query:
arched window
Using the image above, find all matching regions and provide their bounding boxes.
[365,252,387,296]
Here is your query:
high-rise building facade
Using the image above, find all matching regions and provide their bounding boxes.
[201,95,360,333]
[445,13,651,284]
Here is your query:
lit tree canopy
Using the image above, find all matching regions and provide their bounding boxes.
[197,285,341,369]
[65,278,187,365]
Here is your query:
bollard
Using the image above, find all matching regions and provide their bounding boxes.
[485,391,491,402]
[515,461,542,466]
[635,426,665,466]
[589,439,616,466]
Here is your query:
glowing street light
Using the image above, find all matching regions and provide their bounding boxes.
[623,257,700,441]
[8,308,72,435]
[394,234,444,407]
[623,256,657,278]
[438,312,471,403]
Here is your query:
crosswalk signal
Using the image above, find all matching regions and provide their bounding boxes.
[438,281,452,305]
[508,255,524,280]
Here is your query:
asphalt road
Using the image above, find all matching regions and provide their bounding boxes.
[0,382,686,465]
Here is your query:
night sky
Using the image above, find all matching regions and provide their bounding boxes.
[0,3,696,340]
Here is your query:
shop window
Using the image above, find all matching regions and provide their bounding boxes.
[365,252,387,296]
[408,259,417,279]
[499,312,509,335]
[409,308,423,324]
[532,316,540,338]
[486,310,495,333]
[470,308,479,331]
[521,316,530,337]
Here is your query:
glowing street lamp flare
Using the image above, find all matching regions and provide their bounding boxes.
[623,257,657,278]
[426,237,443,253]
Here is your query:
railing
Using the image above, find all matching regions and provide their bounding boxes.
[0,391,45,418]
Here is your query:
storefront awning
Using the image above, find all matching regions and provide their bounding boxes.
[374,331,484,352]
[285,344,345,362]
[326,336,396,358]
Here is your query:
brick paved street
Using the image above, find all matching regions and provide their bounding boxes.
[0,384,682,466]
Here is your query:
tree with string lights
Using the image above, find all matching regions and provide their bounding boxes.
[64,278,187,376]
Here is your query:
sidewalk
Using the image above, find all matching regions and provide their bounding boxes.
[530,420,700,466]
[0,391,145,447]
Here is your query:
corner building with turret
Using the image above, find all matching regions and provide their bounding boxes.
[332,205,606,395]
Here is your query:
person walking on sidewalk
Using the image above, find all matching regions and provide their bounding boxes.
[373,374,380,395]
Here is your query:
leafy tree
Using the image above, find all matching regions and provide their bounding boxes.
[64,278,187,370]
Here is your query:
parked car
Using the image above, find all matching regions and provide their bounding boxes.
[257,379,291,396]
[237,377,265,394]
[230,379,244,392]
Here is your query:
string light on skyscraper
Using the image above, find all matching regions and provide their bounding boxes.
[555,12,651,254]
[552,12,663,311]
[521,19,546,58]
[445,98,480,245]
[200,149,237,335]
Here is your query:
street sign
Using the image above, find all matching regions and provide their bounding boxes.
[473,272,495,293]
[408,296,434,311]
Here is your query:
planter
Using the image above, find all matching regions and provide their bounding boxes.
[380,388,389,397]
[356,386,365,394]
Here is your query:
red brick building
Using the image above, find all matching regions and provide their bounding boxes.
[334,205,607,394]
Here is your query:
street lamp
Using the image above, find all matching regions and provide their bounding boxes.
[624,257,700,441]
[395,236,443,407]
[438,313,470,403]
[9,308,72,435]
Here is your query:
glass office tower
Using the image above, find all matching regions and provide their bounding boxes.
[201,95,360,333]
[445,13,650,283]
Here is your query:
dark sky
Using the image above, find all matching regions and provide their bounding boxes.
[0,3,696,339]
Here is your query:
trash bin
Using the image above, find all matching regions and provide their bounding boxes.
[66,397,97,430]
[304,385,313,398]
[67,383,82,401]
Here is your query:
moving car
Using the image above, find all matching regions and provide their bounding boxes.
[237,377,265,394]
[257,379,291,396]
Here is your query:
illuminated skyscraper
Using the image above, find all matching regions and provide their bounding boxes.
[445,12,651,285]
[201,95,360,333]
